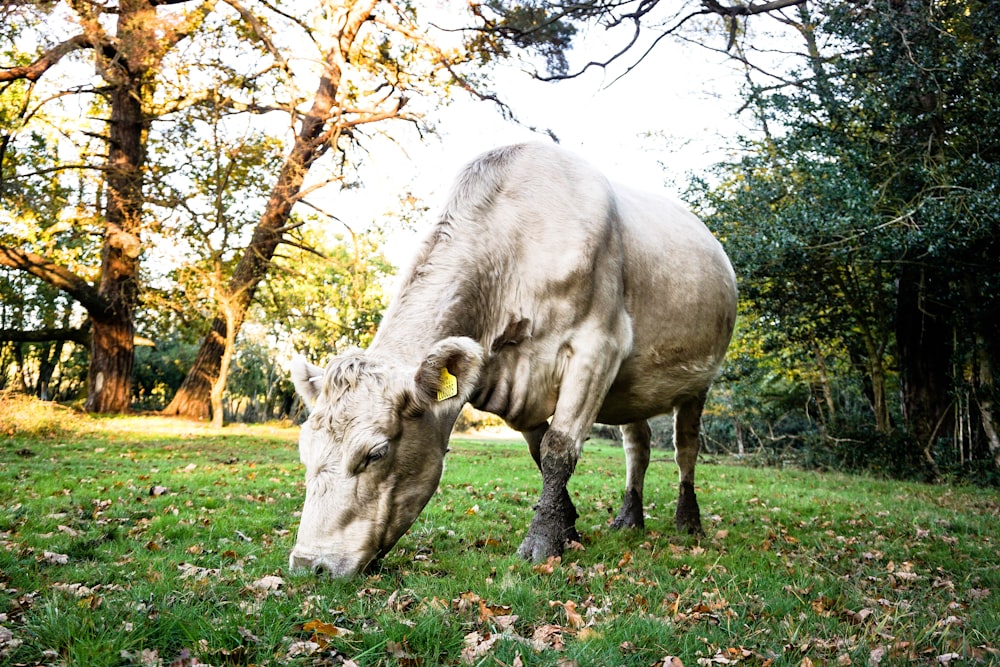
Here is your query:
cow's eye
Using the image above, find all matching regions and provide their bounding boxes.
[365,444,389,466]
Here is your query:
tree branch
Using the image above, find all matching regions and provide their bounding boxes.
[0,34,95,83]
[700,0,806,17]
[0,326,91,345]
[0,245,110,318]
[464,0,809,83]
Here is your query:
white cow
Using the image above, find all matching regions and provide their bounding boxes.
[290,142,737,576]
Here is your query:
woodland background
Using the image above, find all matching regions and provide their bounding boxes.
[2,0,999,483]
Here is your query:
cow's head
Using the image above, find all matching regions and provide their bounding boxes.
[288,337,483,577]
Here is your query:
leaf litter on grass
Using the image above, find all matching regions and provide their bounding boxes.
[3,421,1000,666]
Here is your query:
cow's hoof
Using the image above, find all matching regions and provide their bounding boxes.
[675,481,703,535]
[516,516,579,561]
[517,530,565,562]
[675,514,703,536]
[610,489,645,530]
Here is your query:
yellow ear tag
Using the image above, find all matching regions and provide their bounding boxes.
[436,368,458,402]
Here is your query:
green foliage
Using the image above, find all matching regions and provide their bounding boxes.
[1,410,998,665]
[465,0,578,75]
[132,337,200,411]
[254,227,394,361]
[689,0,1000,478]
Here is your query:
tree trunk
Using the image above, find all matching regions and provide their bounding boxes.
[811,339,836,430]
[967,276,1000,468]
[861,330,892,434]
[977,357,1000,469]
[896,264,953,477]
[85,315,136,412]
[209,305,236,427]
[12,344,30,393]
[163,323,226,419]
[84,58,145,412]
[36,340,64,401]
[163,0,379,418]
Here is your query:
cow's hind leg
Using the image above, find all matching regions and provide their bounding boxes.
[610,420,651,529]
[675,391,707,534]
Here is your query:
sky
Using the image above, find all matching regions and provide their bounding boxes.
[330,20,754,266]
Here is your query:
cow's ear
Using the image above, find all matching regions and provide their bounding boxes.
[290,355,325,409]
[412,337,484,410]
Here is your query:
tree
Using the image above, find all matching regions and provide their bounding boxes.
[158,0,387,419]
[0,268,88,399]
[1,0,217,412]
[689,0,1000,474]
[2,0,485,417]
[232,225,395,422]
[155,0,495,419]
[461,0,808,80]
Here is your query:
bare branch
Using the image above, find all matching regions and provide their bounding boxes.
[0,326,91,345]
[465,0,808,83]
[222,0,294,79]
[700,0,807,17]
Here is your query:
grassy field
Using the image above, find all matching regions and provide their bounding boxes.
[1,396,998,666]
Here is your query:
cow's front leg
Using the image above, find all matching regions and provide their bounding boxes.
[517,428,580,561]
[517,318,630,561]
[611,420,651,529]
[523,423,580,542]
[674,392,707,535]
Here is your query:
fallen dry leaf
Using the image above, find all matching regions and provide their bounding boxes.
[549,600,584,629]
[461,631,499,665]
[386,638,421,666]
[491,614,519,631]
[533,555,561,575]
[285,640,320,659]
[656,657,685,667]
[302,618,354,638]
[250,575,284,592]
[531,624,565,650]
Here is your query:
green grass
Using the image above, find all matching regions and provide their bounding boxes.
[1,394,998,666]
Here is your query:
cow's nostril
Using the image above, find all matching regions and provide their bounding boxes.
[313,562,328,576]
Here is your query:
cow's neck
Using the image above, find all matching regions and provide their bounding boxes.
[369,221,503,365]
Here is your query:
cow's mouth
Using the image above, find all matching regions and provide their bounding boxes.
[290,549,377,578]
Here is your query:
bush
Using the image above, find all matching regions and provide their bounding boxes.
[797,426,934,481]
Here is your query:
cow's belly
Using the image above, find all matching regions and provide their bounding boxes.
[597,328,725,424]
[596,344,725,424]
[472,315,727,431]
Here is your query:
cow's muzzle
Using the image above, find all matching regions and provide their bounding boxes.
[289,549,374,578]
